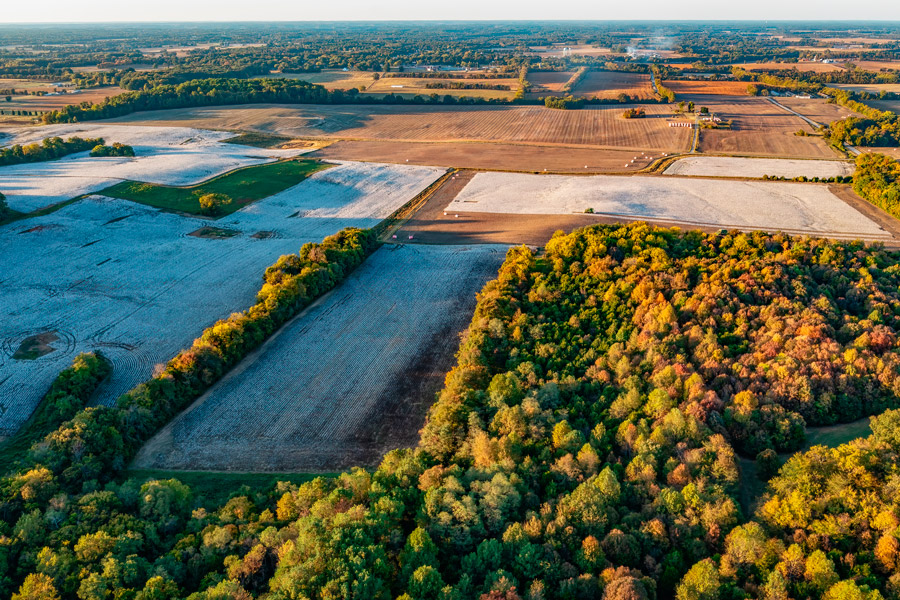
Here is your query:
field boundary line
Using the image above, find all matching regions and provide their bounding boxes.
[374,168,455,241]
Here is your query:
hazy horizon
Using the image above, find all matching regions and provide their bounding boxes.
[4,0,900,24]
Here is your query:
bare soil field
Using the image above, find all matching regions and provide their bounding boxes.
[0,161,443,441]
[528,71,576,93]
[444,172,891,242]
[573,71,655,100]
[695,96,838,158]
[861,98,900,113]
[311,140,659,173]
[2,86,124,112]
[731,61,847,73]
[365,77,519,100]
[832,83,900,95]
[258,70,377,91]
[109,104,693,152]
[845,60,900,72]
[132,244,508,472]
[662,80,755,96]
[774,96,864,123]
[664,156,854,178]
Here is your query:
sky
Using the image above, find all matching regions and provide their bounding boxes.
[3,0,900,23]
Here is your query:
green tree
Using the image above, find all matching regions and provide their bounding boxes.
[12,574,60,600]
[676,559,720,600]
[198,193,233,216]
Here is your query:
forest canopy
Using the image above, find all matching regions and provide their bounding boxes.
[4,224,900,599]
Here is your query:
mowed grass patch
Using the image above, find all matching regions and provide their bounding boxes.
[125,469,337,507]
[100,159,329,216]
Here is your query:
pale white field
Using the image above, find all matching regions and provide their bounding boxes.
[664,156,855,179]
[445,172,890,241]
[0,161,444,440]
[133,243,508,472]
[0,125,305,212]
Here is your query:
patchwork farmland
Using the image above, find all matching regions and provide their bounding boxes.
[694,96,840,157]
[0,161,444,440]
[109,103,694,151]
[0,125,307,212]
[133,243,507,472]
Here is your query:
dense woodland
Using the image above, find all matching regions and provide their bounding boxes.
[854,153,900,219]
[4,224,900,599]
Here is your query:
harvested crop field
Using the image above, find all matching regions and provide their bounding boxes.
[365,77,519,100]
[311,140,660,172]
[573,71,655,100]
[664,156,854,178]
[695,96,838,157]
[0,124,307,212]
[773,96,864,124]
[0,161,443,441]
[1,86,123,112]
[109,103,693,151]
[831,83,900,94]
[443,172,891,241]
[259,70,376,91]
[132,243,508,472]
[862,98,900,113]
[662,80,755,96]
[528,71,575,93]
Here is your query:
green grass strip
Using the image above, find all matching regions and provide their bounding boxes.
[100,158,329,217]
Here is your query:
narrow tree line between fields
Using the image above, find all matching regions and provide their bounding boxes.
[5,223,900,599]
[0,136,103,167]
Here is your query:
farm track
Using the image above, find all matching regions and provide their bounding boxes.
[132,244,509,472]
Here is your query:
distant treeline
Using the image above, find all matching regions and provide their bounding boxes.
[0,136,103,167]
[42,75,685,125]
[424,82,511,90]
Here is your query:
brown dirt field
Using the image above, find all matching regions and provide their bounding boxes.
[774,96,865,123]
[2,86,124,112]
[12,332,59,360]
[188,227,239,239]
[663,80,756,96]
[732,61,846,73]
[574,72,655,100]
[695,96,839,158]
[108,103,693,152]
[364,76,519,100]
[310,140,660,173]
[529,71,576,93]
[832,83,900,95]
[864,98,900,113]
[845,60,900,72]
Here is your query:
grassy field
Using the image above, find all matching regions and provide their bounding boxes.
[100,159,328,216]
[223,132,294,148]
